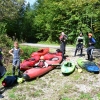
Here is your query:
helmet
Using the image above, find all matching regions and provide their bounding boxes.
[40,56,44,60]
[88,33,92,36]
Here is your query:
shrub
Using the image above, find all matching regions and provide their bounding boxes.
[0,34,13,48]
[20,46,38,59]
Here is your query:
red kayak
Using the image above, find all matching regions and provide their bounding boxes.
[31,48,49,57]
[20,48,49,71]
[23,56,62,80]
[20,55,40,71]
[44,52,62,60]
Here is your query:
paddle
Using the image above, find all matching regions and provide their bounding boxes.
[75,65,82,73]
[51,63,61,69]
[51,64,61,66]
[33,63,61,68]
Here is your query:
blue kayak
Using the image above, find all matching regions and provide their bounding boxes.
[77,58,99,72]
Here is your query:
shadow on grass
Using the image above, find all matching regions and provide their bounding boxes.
[76,54,85,57]
[0,83,18,98]
[94,71,99,74]
[62,68,75,76]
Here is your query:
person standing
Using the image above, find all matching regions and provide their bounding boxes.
[74,33,85,56]
[9,41,23,76]
[59,32,68,59]
[87,33,96,60]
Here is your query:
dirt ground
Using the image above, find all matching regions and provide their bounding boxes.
[0,47,100,100]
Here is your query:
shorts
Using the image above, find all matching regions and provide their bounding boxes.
[13,59,20,67]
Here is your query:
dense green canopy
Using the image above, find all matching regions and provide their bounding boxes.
[0,0,24,20]
[0,0,100,47]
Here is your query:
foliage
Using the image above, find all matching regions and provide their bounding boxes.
[20,46,38,59]
[0,0,100,48]
[0,34,13,48]
[0,22,7,34]
[0,0,25,20]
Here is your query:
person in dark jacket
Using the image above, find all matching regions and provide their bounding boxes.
[59,32,68,60]
[74,33,85,56]
[87,33,96,61]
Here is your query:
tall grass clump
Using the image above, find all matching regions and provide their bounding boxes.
[0,34,13,48]
[20,46,38,59]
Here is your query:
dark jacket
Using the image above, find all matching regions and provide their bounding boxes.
[89,37,96,46]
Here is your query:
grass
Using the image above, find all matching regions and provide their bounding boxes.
[38,41,75,47]
[20,46,39,59]
[38,41,59,46]
[32,90,43,97]
[61,97,73,100]
[70,71,81,80]
[14,94,26,100]
[8,91,16,99]
[78,93,92,100]
[97,93,100,99]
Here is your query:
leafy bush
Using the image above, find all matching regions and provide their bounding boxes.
[0,22,7,34]
[0,34,13,48]
[20,46,38,59]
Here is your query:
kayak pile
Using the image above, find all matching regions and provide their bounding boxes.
[23,56,62,80]
[1,47,100,89]
[20,48,49,70]
[20,48,62,80]
[20,48,100,80]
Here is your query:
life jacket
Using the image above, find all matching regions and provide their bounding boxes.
[38,60,45,68]
[59,35,64,41]
[59,35,67,42]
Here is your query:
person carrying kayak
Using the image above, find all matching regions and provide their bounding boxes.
[59,32,68,59]
[9,41,23,76]
[35,56,48,68]
[74,33,85,56]
[87,33,96,61]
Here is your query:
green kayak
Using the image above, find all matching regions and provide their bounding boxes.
[61,61,75,74]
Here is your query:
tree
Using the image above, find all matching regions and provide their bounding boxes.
[0,0,25,20]
[1,0,100,48]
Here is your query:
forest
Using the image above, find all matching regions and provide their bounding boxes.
[0,0,100,47]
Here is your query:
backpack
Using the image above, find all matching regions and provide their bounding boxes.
[91,38,96,44]
[2,76,17,87]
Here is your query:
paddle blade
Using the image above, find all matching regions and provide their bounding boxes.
[78,68,82,73]
[52,63,61,66]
